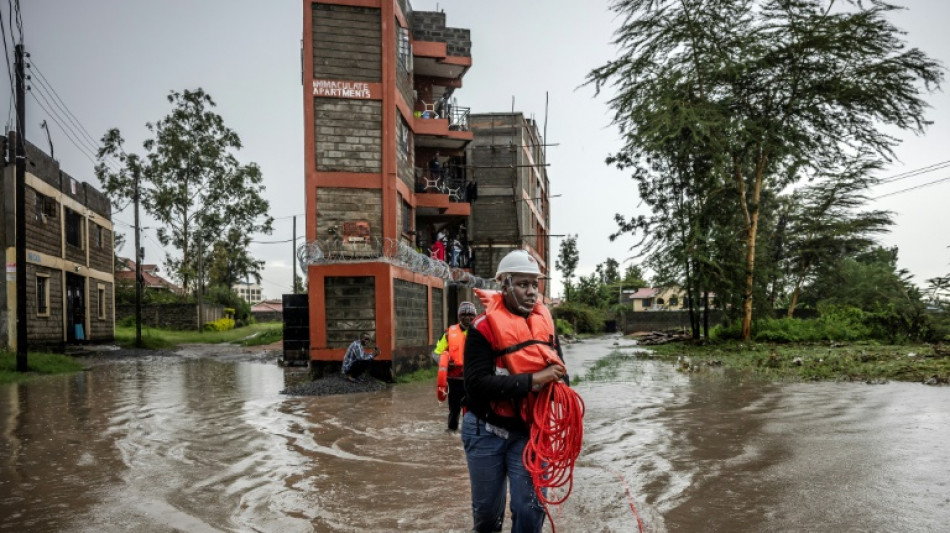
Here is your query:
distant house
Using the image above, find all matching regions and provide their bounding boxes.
[115,258,182,294]
[251,299,283,323]
[624,286,714,311]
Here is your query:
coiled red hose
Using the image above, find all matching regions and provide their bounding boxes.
[522,380,585,532]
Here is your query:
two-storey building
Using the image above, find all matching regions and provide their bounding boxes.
[2,133,115,349]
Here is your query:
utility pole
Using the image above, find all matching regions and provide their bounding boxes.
[292,215,298,294]
[197,232,204,332]
[133,163,143,348]
[14,44,27,372]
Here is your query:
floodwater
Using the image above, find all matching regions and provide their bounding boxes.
[1,339,949,533]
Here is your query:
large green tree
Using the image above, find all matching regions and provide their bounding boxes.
[588,0,942,340]
[97,88,273,292]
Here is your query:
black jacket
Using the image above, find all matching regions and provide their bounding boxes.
[463,324,565,435]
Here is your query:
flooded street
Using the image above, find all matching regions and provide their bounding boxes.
[2,339,949,532]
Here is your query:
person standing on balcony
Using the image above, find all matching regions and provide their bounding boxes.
[433,301,478,431]
[429,152,442,183]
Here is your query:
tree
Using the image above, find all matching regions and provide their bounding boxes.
[588,0,943,340]
[556,234,579,301]
[97,88,274,293]
[208,227,265,289]
[781,164,892,317]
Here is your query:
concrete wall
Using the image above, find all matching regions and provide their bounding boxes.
[314,99,382,172]
[311,4,381,81]
[431,286,444,344]
[393,279,428,347]
[116,303,224,330]
[324,276,375,348]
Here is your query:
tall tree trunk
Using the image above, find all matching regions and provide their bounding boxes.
[736,152,767,341]
[786,269,808,318]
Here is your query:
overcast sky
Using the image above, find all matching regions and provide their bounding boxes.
[5,0,948,300]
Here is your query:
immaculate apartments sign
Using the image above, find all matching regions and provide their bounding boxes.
[313,79,381,100]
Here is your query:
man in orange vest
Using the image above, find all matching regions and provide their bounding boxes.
[462,250,567,533]
[433,300,477,431]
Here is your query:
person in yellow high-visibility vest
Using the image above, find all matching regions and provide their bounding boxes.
[433,301,478,431]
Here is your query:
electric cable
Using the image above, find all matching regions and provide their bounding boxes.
[873,175,950,200]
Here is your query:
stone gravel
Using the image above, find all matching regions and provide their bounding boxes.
[280,374,390,396]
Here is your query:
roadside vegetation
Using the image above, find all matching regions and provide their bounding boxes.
[0,352,85,384]
[114,322,283,350]
[644,341,950,384]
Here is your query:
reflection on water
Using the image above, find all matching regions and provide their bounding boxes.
[2,341,949,532]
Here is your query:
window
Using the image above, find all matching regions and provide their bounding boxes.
[36,274,50,316]
[65,208,84,248]
[97,285,106,319]
[656,298,665,306]
[396,25,411,74]
[34,192,58,222]
[96,225,104,248]
[670,296,679,307]
[401,197,413,236]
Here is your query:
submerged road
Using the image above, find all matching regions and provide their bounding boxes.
[1,337,948,532]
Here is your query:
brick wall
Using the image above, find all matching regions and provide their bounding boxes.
[324,276,376,347]
[312,4,381,81]
[88,281,114,340]
[316,187,382,243]
[314,99,382,172]
[27,265,64,345]
[25,187,62,256]
[88,222,113,272]
[394,279,428,347]
[410,11,472,57]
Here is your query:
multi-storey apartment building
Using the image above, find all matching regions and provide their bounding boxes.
[1,133,115,349]
[300,1,551,376]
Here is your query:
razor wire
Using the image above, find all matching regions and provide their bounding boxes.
[297,237,498,289]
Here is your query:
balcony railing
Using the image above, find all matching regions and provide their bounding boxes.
[414,100,470,132]
[414,165,470,202]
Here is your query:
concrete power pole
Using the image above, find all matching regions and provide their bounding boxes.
[133,164,143,348]
[14,44,27,371]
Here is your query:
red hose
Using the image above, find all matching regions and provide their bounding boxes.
[521,380,585,532]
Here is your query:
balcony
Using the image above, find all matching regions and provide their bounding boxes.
[410,11,471,81]
[413,100,472,149]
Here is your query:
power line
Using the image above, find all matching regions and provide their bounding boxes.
[30,58,103,152]
[876,159,950,185]
[873,175,950,200]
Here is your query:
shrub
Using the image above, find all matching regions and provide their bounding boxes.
[553,303,606,334]
[203,317,235,332]
[556,318,575,336]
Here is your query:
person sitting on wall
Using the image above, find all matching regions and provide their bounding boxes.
[342,332,378,383]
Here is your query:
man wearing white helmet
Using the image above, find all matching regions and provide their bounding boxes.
[432,300,478,431]
[462,249,567,533]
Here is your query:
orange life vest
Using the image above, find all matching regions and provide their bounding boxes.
[436,324,466,401]
[476,290,559,418]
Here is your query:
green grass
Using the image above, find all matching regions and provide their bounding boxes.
[395,365,438,384]
[0,351,86,384]
[114,322,283,349]
[573,350,630,384]
[645,341,950,383]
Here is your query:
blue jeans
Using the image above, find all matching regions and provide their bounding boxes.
[461,411,544,533]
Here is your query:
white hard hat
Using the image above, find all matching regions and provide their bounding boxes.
[495,250,542,281]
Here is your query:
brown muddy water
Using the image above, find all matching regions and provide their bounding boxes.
[1,338,948,532]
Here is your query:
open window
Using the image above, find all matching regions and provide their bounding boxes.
[65,207,84,249]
